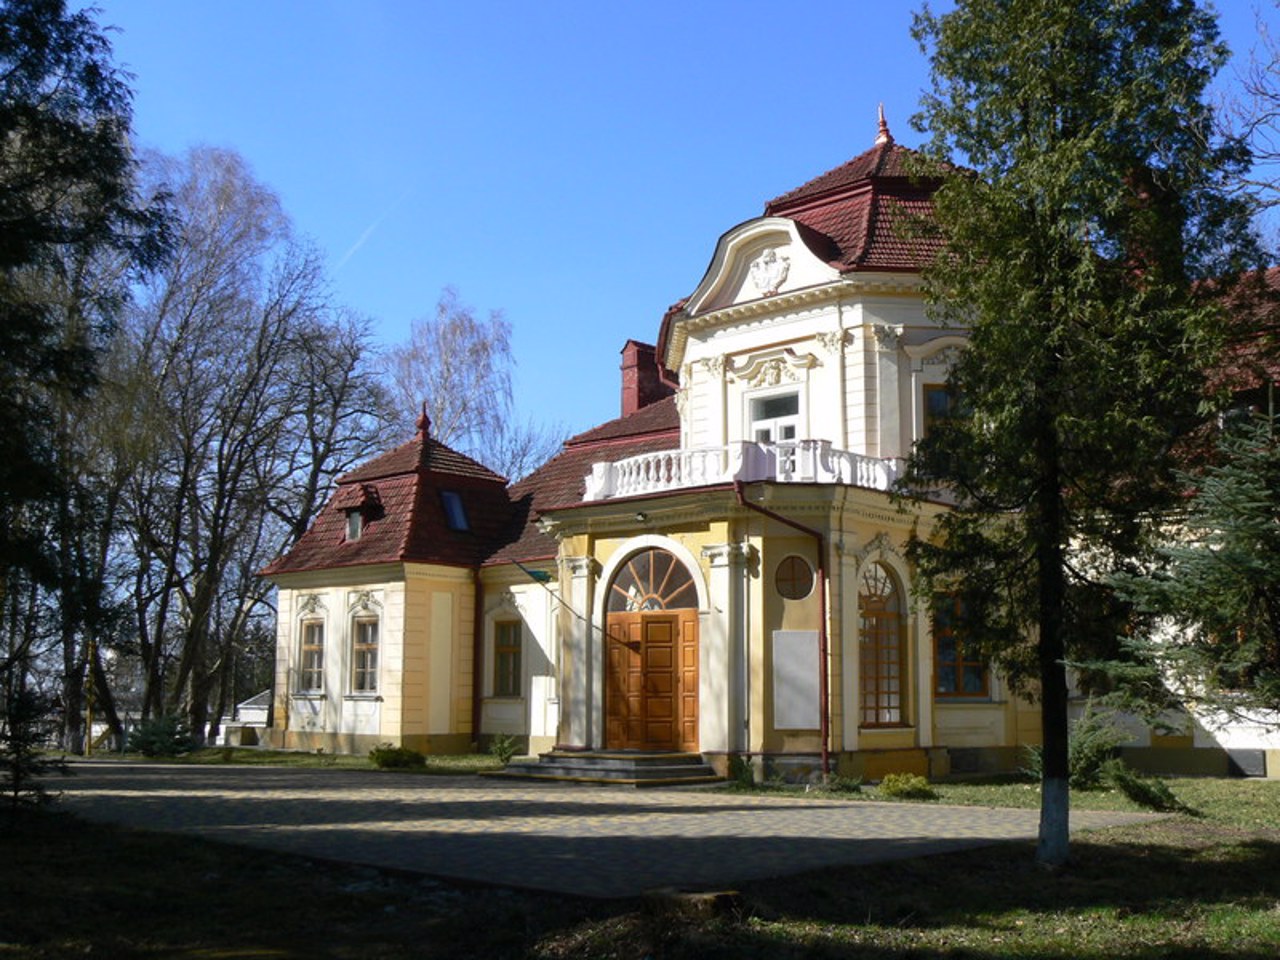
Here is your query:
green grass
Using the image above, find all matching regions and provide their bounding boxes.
[155,746,505,774]
[1,775,1277,958]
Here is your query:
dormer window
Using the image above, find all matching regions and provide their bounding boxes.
[440,490,469,531]
[345,510,363,541]
[334,482,380,542]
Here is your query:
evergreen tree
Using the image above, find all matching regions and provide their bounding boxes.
[1117,412,1280,715]
[903,0,1258,866]
[0,0,167,753]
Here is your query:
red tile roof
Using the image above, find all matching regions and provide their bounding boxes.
[657,131,945,366]
[261,427,513,577]
[489,396,681,564]
[764,140,943,273]
[1212,266,1280,393]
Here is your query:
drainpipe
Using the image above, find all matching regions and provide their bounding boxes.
[733,480,830,777]
[471,569,485,750]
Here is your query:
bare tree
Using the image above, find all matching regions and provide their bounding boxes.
[384,288,565,479]
[1227,4,1280,221]
[110,147,391,744]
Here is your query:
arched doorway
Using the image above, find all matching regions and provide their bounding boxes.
[605,548,699,751]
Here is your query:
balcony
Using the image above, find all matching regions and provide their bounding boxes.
[583,440,900,502]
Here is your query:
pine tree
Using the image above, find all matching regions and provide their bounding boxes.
[903,0,1258,866]
[1117,412,1280,715]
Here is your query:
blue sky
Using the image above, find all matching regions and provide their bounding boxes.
[96,1,1272,438]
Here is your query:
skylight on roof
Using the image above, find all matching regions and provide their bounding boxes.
[440,490,469,531]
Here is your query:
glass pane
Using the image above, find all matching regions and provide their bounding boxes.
[937,665,956,693]
[963,666,986,694]
[753,393,799,420]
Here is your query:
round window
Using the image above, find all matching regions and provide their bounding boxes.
[775,555,814,600]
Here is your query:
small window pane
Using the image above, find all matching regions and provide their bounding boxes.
[440,491,469,531]
[752,394,799,420]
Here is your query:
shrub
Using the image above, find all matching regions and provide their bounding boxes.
[825,774,863,795]
[1023,700,1131,789]
[1,685,67,807]
[487,733,520,765]
[127,715,194,757]
[728,755,756,788]
[878,772,937,800]
[1100,759,1193,813]
[368,743,425,769]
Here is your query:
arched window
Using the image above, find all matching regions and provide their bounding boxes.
[859,562,906,727]
[607,548,696,612]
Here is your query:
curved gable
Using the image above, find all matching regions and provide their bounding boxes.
[684,217,841,318]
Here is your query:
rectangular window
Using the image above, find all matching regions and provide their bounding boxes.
[493,621,522,698]
[934,597,988,698]
[346,510,363,541]
[749,391,800,442]
[351,618,379,693]
[299,620,324,692]
[923,384,957,438]
[440,490,469,531]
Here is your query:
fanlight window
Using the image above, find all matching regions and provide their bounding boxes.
[607,548,696,613]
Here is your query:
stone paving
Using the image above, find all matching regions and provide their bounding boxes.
[54,759,1158,899]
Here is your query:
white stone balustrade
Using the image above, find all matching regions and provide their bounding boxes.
[583,440,900,501]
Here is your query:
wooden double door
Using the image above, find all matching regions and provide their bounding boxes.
[605,609,699,752]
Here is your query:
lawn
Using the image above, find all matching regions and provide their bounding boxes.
[133,745,506,774]
[1,772,1277,959]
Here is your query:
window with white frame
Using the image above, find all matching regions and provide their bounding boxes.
[750,391,800,443]
[298,620,325,693]
[493,620,522,697]
[351,616,379,693]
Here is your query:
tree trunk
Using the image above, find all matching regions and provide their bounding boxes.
[1034,406,1071,868]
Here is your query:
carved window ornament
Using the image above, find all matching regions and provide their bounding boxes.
[297,594,324,616]
[748,247,790,297]
[348,589,381,614]
[729,348,818,387]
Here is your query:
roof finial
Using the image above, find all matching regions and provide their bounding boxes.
[416,401,431,438]
[875,103,894,146]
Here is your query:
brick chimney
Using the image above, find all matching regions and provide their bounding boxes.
[620,340,675,416]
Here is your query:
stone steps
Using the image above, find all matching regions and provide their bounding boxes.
[490,750,722,788]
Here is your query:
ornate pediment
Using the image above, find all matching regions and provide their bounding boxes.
[728,348,819,387]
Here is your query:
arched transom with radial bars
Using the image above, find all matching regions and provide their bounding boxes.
[604,547,699,752]
[607,547,697,613]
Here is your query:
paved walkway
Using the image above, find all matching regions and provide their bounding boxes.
[54,759,1157,899]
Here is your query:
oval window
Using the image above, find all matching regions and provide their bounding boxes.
[775,555,814,600]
